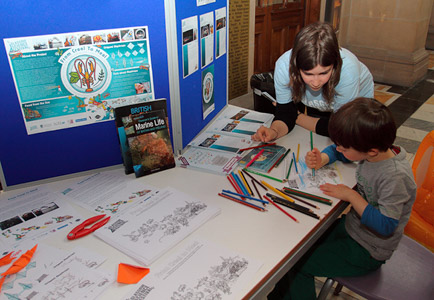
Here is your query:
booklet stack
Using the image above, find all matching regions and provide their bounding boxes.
[178,106,274,175]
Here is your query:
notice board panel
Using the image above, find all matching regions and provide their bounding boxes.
[175,1,228,149]
[0,1,171,188]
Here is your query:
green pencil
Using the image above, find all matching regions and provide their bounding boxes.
[244,168,285,183]
[283,187,333,205]
[310,131,315,177]
[275,148,291,168]
[286,158,294,179]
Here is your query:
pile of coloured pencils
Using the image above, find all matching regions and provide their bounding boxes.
[282,187,333,206]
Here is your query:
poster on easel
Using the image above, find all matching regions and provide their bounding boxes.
[215,7,227,59]
[200,11,214,68]
[4,26,155,135]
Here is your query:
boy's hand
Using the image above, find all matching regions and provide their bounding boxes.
[305,148,322,170]
[319,183,356,202]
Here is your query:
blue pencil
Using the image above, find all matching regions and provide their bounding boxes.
[292,152,299,174]
[220,192,266,211]
[222,189,269,204]
[232,172,249,196]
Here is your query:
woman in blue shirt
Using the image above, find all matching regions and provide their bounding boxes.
[252,22,374,140]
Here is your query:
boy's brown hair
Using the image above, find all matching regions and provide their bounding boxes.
[328,97,396,153]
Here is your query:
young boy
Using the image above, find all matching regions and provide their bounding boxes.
[268,97,417,299]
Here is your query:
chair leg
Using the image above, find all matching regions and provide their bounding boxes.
[333,283,343,295]
[317,278,335,300]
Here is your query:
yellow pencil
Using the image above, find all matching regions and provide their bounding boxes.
[296,143,300,162]
[260,180,295,203]
[238,170,253,195]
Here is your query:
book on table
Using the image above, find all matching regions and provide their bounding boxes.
[238,144,287,173]
[114,99,174,176]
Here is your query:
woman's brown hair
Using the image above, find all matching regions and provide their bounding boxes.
[289,22,342,104]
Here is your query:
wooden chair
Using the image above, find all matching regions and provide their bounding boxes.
[316,235,434,300]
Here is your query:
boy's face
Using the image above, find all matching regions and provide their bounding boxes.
[336,145,369,161]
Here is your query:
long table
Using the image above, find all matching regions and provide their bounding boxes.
[0,125,356,299]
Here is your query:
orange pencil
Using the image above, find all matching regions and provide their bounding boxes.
[240,142,276,152]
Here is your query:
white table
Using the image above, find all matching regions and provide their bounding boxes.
[0,125,356,299]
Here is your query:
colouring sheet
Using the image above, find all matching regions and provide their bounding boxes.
[0,244,111,300]
[123,239,262,300]
[60,171,157,215]
[0,186,82,253]
[94,187,221,266]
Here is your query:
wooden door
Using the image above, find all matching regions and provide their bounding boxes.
[254,0,320,74]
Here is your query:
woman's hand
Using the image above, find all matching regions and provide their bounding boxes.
[252,126,278,142]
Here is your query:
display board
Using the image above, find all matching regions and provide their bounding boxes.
[173,0,228,149]
[0,1,171,188]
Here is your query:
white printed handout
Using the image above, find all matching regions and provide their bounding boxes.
[94,187,221,266]
[208,117,264,138]
[200,12,214,68]
[0,243,111,300]
[0,186,82,253]
[188,131,254,153]
[182,16,199,78]
[59,171,156,215]
[220,105,274,125]
[178,146,242,176]
[123,239,263,300]
[215,7,227,59]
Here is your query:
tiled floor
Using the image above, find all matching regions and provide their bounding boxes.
[229,52,434,300]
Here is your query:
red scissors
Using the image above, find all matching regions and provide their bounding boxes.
[67,214,110,240]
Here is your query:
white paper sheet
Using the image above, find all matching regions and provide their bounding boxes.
[0,186,82,253]
[122,239,262,300]
[94,187,221,266]
[59,171,157,215]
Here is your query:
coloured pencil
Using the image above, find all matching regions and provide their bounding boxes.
[275,148,291,168]
[242,169,268,190]
[260,180,295,203]
[267,153,284,173]
[279,189,319,209]
[245,148,265,169]
[222,190,269,205]
[229,173,246,198]
[239,142,276,152]
[292,152,299,173]
[263,195,298,222]
[296,143,300,162]
[283,187,333,205]
[266,194,319,220]
[251,179,263,201]
[286,158,294,179]
[233,173,249,196]
[245,168,285,183]
[310,131,315,177]
[238,170,253,195]
[266,193,313,212]
[218,193,266,212]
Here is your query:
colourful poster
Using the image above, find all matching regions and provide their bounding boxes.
[202,64,215,119]
[200,11,214,68]
[4,26,155,134]
[215,7,227,59]
[181,16,199,78]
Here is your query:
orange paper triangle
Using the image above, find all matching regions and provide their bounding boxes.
[0,276,5,293]
[1,244,38,277]
[117,263,150,284]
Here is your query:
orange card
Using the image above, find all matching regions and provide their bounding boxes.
[117,263,150,284]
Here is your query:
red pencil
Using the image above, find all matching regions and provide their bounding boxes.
[218,193,266,212]
[239,142,276,152]
[264,195,299,223]
[245,149,265,168]
[267,153,284,173]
